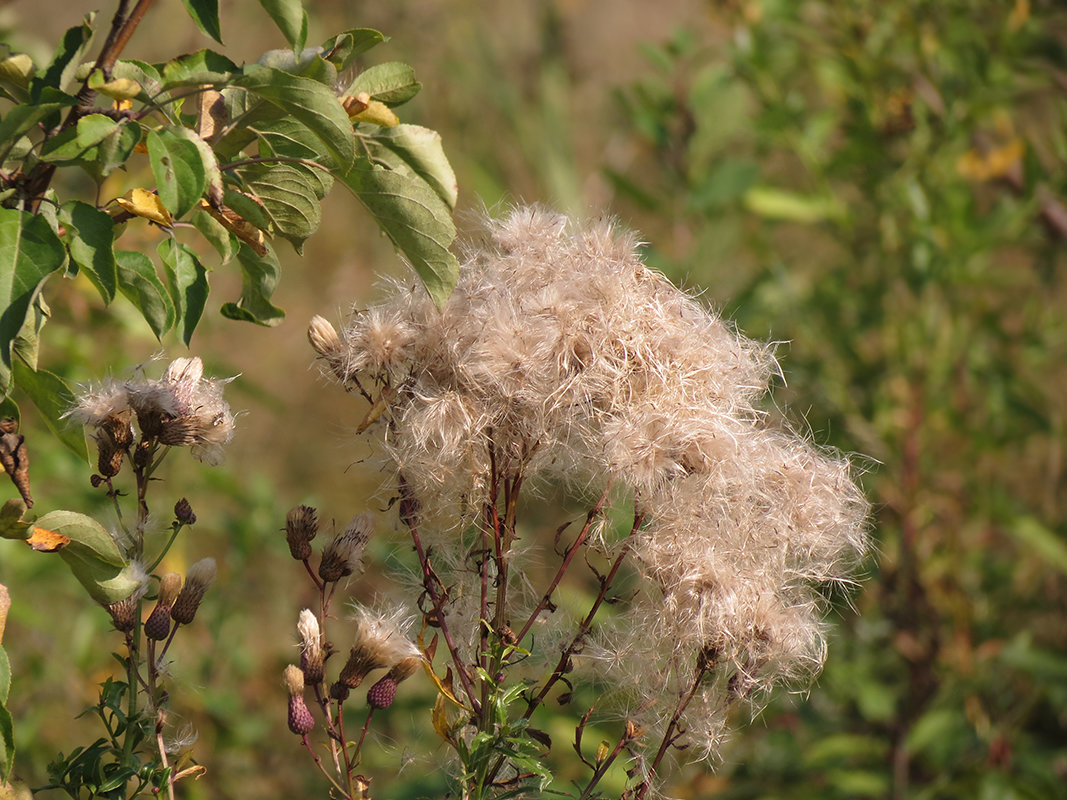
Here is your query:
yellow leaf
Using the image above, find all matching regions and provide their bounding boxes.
[351,99,399,128]
[596,740,611,763]
[114,188,173,227]
[26,526,70,552]
[198,199,268,256]
[1008,0,1030,32]
[94,77,142,101]
[432,691,458,745]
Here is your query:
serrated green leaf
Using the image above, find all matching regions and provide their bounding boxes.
[158,239,208,345]
[59,201,117,304]
[115,250,174,340]
[347,62,421,106]
[12,361,88,462]
[191,208,237,263]
[180,0,223,44]
[257,0,308,51]
[232,65,355,168]
[220,244,284,326]
[237,162,324,252]
[0,208,65,396]
[338,159,458,308]
[147,127,208,219]
[362,124,458,209]
[320,28,386,72]
[0,88,78,162]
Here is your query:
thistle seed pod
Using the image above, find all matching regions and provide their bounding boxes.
[285,505,319,561]
[144,572,182,640]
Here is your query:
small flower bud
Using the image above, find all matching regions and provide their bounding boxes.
[329,681,350,702]
[284,665,315,735]
[171,558,216,625]
[144,572,182,640]
[366,676,397,709]
[285,505,318,561]
[174,498,196,526]
[318,514,373,583]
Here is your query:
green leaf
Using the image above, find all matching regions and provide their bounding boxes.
[361,124,458,209]
[0,88,78,162]
[257,0,308,51]
[0,52,36,104]
[257,49,336,86]
[347,62,421,106]
[743,186,846,223]
[146,127,208,219]
[338,159,459,308]
[36,511,142,606]
[12,361,88,462]
[180,0,223,44]
[115,250,174,340]
[1008,517,1067,576]
[93,120,142,178]
[0,498,30,541]
[33,14,95,96]
[222,186,273,232]
[163,125,223,206]
[159,49,236,87]
[0,643,9,704]
[237,162,325,252]
[232,65,355,168]
[220,244,285,326]
[320,28,387,72]
[59,201,117,304]
[158,239,208,346]
[0,209,66,395]
[0,667,11,781]
[191,209,237,263]
[112,59,162,98]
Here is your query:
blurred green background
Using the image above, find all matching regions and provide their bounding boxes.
[2,0,1066,797]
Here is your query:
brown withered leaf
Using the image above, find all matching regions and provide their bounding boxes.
[0,421,33,507]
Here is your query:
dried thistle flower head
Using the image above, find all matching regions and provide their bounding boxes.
[307,315,347,381]
[171,558,217,625]
[297,608,325,684]
[315,207,870,763]
[336,605,420,689]
[286,505,319,561]
[145,572,183,640]
[68,357,236,466]
[318,513,374,583]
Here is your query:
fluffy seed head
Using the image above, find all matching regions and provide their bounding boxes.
[297,609,325,684]
[338,605,420,688]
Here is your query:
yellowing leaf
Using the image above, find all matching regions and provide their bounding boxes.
[432,691,458,744]
[25,526,69,552]
[351,99,399,127]
[1008,0,1030,32]
[199,200,268,256]
[93,78,142,101]
[114,188,173,227]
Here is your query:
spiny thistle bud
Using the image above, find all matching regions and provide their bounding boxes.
[367,655,422,709]
[171,558,216,625]
[174,497,196,526]
[285,505,319,561]
[297,609,325,684]
[366,676,397,709]
[144,572,182,640]
[318,513,373,583]
[284,664,315,735]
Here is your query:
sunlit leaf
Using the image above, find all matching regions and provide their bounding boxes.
[338,159,458,308]
[237,162,325,253]
[0,87,78,162]
[146,127,208,219]
[257,0,308,52]
[346,61,420,106]
[350,98,399,127]
[320,28,386,72]
[232,65,355,168]
[361,124,458,209]
[180,0,223,44]
[86,70,141,101]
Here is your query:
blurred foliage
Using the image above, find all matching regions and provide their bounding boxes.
[1,0,1065,797]
[610,0,1067,797]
